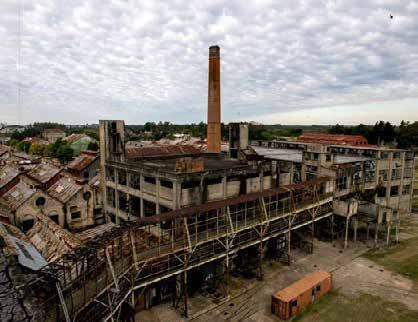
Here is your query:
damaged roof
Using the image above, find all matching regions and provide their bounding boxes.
[67,151,98,172]
[0,145,9,156]
[126,144,203,159]
[47,176,82,203]
[0,227,46,321]
[0,181,35,211]
[77,222,115,243]
[27,162,61,184]
[251,146,303,163]
[298,133,371,146]
[0,165,20,189]
[64,133,95,144]
[26,213,81,262]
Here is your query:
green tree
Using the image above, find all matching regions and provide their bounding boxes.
[56,145,74,162]
[29,144,45,155]
[87,141,99,151]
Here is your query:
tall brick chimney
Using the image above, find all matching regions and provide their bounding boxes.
[207,45,221,154]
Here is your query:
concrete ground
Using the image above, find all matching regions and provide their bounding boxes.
[135,214,418,321]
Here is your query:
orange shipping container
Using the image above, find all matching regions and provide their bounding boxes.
[271,271,332,320]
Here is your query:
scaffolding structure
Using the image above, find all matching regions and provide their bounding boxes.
[25,178,333,322]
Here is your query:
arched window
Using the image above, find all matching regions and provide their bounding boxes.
[49,212,59,225]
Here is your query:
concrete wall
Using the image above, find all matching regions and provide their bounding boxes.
[16,191,65,227]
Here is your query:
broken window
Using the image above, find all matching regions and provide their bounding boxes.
[402,185,411,195]
[107,187,116,208]
[377,186,386,198]
[380,152,389,160]
[390,186,399,196]
[106,167,115,182]
[118,170,127,185]
[160,180,173,189]
[391,169,401,181]
[130,173,141,189]
[129,196,141,217]
[71,212,81,220]
[144,176,156,184]
[119,192,127,211]
[49,212,59,225]
[393,152,401,160]
[291,299,298,307]
[379,169,388,181]
[306,165,318,181]
[21,219,34,232]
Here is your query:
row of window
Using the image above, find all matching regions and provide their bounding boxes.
[106,168,173,190]
[377,185,411,197]
[379,169,413,181]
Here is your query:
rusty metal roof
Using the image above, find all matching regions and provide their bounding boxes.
[64,133,93,144]
[298,133,371,146]
[126,144,203,159]
[47,176,82,203]
[0,165,20,189]
[27,162,61,184]
[26,213,81,262]
[67,151,98,172]
[273,271,331,302]
[22,137,49,145]
[0,181,35,211]
[77,223,115,243]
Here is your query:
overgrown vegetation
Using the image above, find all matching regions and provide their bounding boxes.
[295,292,418,322]
[363,237,418,283]
[9,137,74,162]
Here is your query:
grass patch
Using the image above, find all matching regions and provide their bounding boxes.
[363,237,418,282]
[295,292,418,322]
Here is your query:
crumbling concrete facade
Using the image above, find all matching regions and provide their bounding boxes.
[100,121,274,224]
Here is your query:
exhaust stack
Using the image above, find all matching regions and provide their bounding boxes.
[207,45,221,154]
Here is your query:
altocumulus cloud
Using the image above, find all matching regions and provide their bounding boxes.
[0,0,418,124]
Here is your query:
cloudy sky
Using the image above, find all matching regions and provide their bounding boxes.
[1,0,417,125]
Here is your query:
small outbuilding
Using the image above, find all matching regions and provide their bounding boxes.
[271,271,332,320]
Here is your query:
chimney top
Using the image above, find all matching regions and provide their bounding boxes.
[209,45,220,58]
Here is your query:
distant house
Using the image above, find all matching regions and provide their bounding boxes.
[67,150,99,181]
[63,133,96,155]
[22,137,49,146]
[41,128,66,143]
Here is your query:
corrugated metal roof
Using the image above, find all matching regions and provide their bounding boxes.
[77,223,115,243]
[64,133,93,144]
[298,133,371,146]
[273,271,331,302]
[27,162,60,184]
[67,152,97,171]
[26,213,81,263]
[0,181,35,211]
[47,176,82,203]
[126,144,203,159]
[252,146,303,163]
[0,165,20,189]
